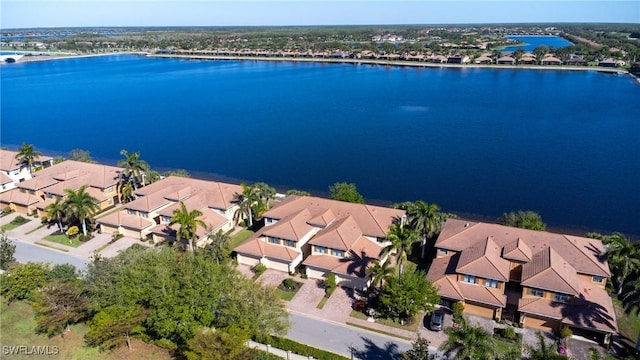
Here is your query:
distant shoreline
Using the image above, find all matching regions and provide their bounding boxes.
[6,51,632,77]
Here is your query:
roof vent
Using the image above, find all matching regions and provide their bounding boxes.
[464,223,469,227]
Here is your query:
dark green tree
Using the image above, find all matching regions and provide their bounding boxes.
[0,262,49,303]
[402,335,438,360]
[365,259,394,293]
[69,148,95,163]
[380,223,419,276]
[47,263,79,282]
[64,185,100,236]
[378,268,440,321]
[118,149,149,190]
[0,232,16,270]
[85,305,147,351]
[202,230,231,265]
[329,182,364,203]
[500,210,546,231]
[33,279,88,336]
[185,327,252,360]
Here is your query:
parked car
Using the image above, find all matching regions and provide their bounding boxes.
[429,310,445,331]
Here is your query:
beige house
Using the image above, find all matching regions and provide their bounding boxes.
[427,219,617,343]
[0,160,120,216]
[98,176,242,245]
[0,149,53,193]
[234,195,405,290]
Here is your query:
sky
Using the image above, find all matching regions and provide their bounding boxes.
[1,1,638,29]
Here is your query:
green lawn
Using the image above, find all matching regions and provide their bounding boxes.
[316,295,329,309]
[276,279,302,301]
[349,310,421,332]
[44,232,82,247]
[0,217,32,231]
[229,229,255,249]
[493,337,521,357]
[0,297,172,360]
[613,297,640,347]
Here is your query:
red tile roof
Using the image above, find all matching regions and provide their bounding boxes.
[456,237,511,281]
[522,247,581,295]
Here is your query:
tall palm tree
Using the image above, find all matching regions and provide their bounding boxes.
[15,142,42,174]
[253,182,276,216]
[380,223,419,276]
[396,200,447,259]
[64,185,99,237]
[438,323,496,360]
[117,149,149,190]
[233,184,257,227]
[170,201,206,252]
[525,332,566,360]
[602,233,640,295]
[45,197,66,233]
[622,278,640,315]
[365,259,394,293]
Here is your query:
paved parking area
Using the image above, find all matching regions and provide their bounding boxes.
[258,269,291,287]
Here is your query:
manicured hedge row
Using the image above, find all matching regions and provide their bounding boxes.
[257,335,348,360]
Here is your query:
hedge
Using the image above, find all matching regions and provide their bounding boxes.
[257,335,348,360]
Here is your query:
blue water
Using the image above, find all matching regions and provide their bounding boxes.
[2,55,639,236]
[503,35,572,52]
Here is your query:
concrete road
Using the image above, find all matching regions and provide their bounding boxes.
[13,240,90,270]
[288,311,417,359]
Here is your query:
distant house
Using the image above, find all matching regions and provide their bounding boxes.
[598,58,619,67]
[541,55,562,65]
[428,219,617,345]
[427,55,448,63]
[565,54,587,66]
[497,55,516,65]
[0,149,52,193]
[98,176,241,244]
[518,56,537,65]
[447,54,470,64]
[0,160,120,216]
[474,55,493,64]
[358,50,378,59]
[234,195,405,290]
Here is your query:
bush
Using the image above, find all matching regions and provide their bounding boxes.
[324,273,337,295]
[559,326,573,338]
[300,273,308,279]
[258,335,348,360]
[12,216,27,224]
[352,299,367,312]
[152,338,177,350]
[452,301,464,323]
[503,326,517,340]
[66,226,79,237]
[283,278,296,290]
[111,232,124,242]
[253,263,267,278]
[1,207,14,216]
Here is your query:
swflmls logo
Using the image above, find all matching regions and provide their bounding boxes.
[2,345,60,355]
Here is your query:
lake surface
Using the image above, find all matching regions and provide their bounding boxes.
[1,55,639,236]
[503,35,572,52]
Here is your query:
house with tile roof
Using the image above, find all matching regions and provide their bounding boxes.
[97,176,242,245]
[0,159,120,216]
[234,195,405,290]
[0,149,53,193]
[427,218,617,344]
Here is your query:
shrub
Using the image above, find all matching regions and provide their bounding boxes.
[1,207,14,216]
[111,232,124,242]
[12,216,27,224]
[300,273,308,279]
[503,326,517,340]
[324,273,337,294]
[452,301,464,323]
[559,326,573,338]
[253,263,267,278]
[283,278,296,290]
[352,299,367,312]
[66,226,79,237]
[257,335,348,360]
[152,338,177,351]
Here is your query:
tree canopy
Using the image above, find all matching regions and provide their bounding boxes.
[329,182,365,204]
[500,210,546,231]
[377,267,440,320]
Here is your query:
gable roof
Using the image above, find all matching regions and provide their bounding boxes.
[309,215,364,251]
[502,237,532,262]
[263,195,404,238]
[522,247,581,295]
[456,236,511,281]
[19,160,121,191]
[262,209,314,241]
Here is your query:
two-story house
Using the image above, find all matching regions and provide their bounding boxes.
[234,195,405,290]
[97,176,242,245]
[0,149,53,193]
[427,219,617,344]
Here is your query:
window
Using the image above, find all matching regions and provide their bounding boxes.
[269,237,280,245]
[106,186,113,193]
[285,240,294,247]
[463,275,476,284]
[332,249,344,257]
[316,246,327,254]
[530,288,544,297]
[127,209,136,216]
[554,293,569,303]
[107,198,113,205]
[592,275,604,283]
[485,279,498,288]
[139,211,148,218]
[438,248,448,255]
[161,216,171,224]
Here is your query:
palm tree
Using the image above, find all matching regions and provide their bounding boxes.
[117,149,149,190]
[170,201,206,252]
[64,186,99,237]
[253,182,276,217]
[120,182,135,204]
[203,229,231,264]
[622,278,640,315]
[602,233,640,295]
[438,323,496,360]
[397,200,447,259]
[15,142,42,174]
[233,184,257,227]
[380,223,419,276]
[45,197,66,233]
[365,259,394,293]
[525,332,566,360]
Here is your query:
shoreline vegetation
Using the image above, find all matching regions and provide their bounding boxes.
[9,51,632,76]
